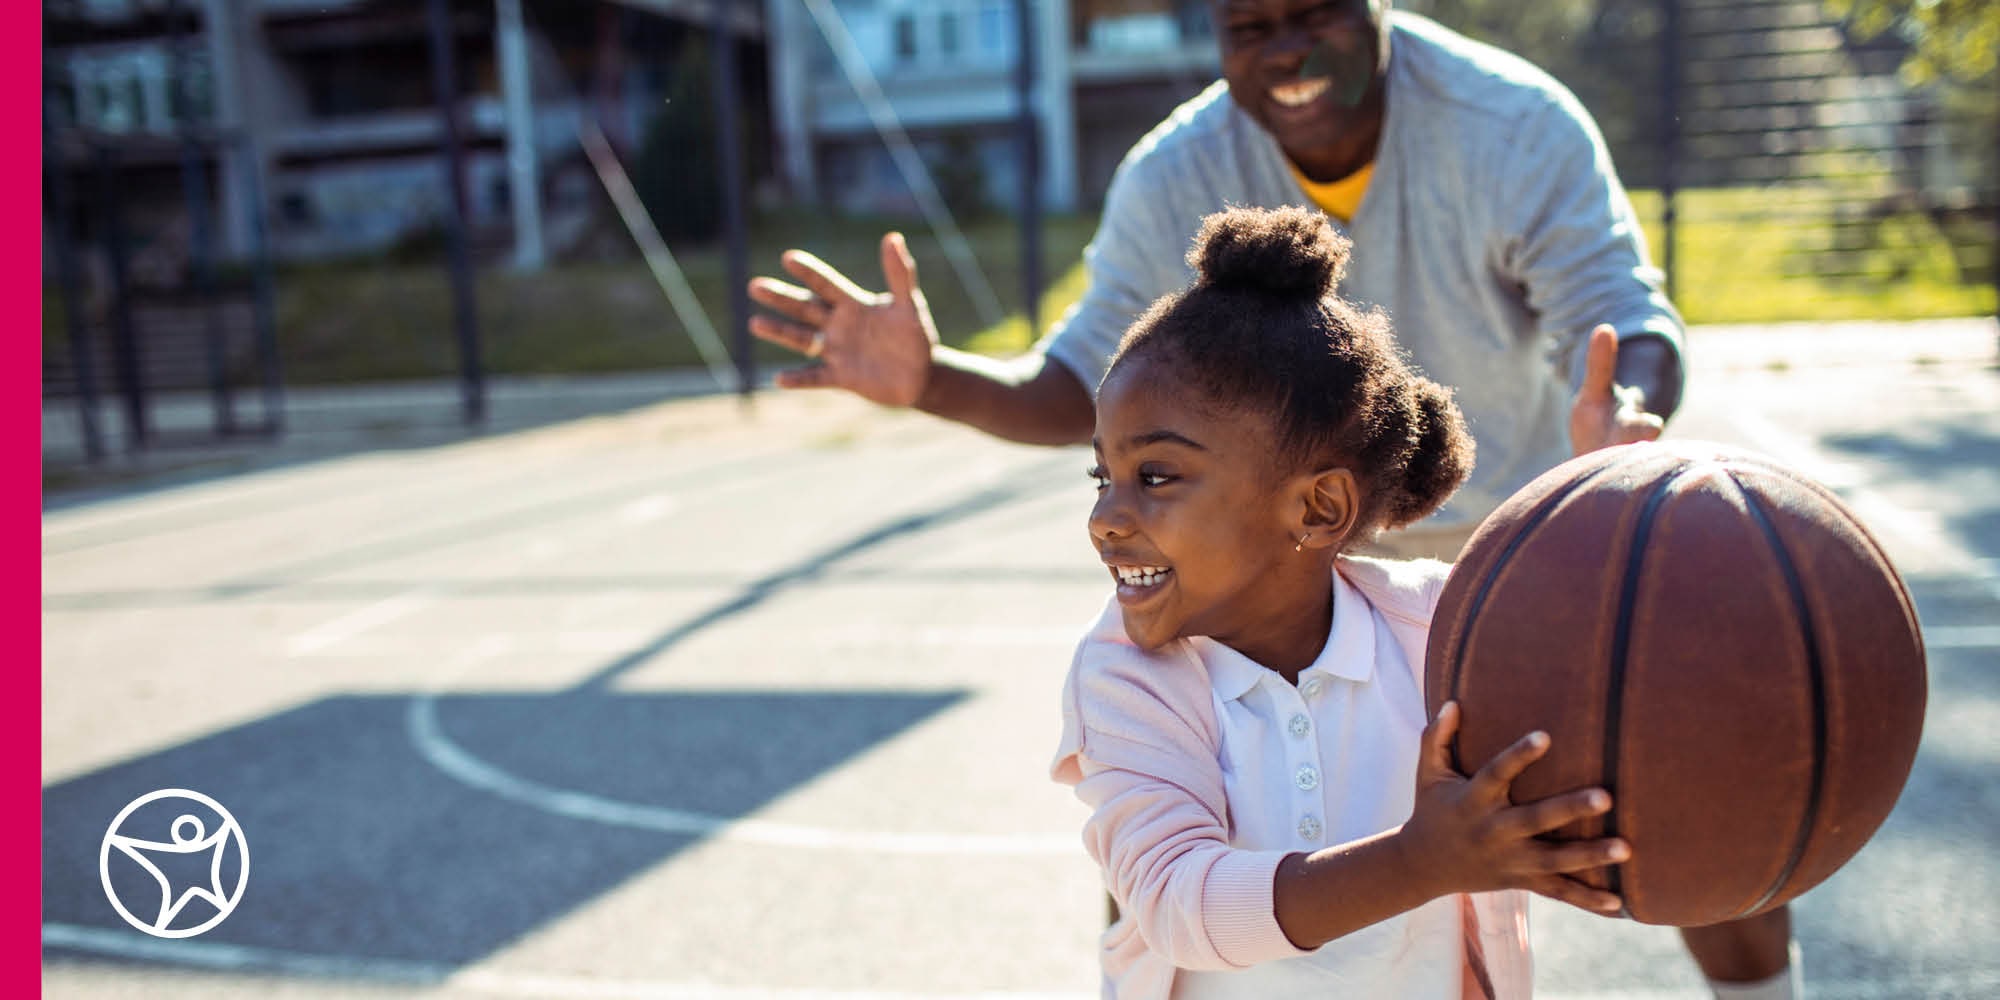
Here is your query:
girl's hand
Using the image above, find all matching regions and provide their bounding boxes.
[1400,701,1630,914]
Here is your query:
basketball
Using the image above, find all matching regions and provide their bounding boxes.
[1425,440,1927,926]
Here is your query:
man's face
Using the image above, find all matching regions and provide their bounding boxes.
[1212,0,1391,179]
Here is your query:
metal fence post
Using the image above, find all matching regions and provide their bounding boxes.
[712,0,754,400]
[1015,0,1042,334]
[428,0,487,426]
[95,142,150,452]
[1658,0,1682,306]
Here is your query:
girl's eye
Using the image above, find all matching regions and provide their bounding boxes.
[1140,471,1175,488]
[1086,466,1109,490]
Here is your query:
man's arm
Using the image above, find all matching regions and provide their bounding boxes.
[916,347,1095,446]
[1613,332,1683,421]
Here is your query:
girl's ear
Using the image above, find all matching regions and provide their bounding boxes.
[1297,466,1360,552]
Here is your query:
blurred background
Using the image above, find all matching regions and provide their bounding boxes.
[40,0,2000,480]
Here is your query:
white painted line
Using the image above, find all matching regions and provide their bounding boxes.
[405,692,1076,856]
[1925,626,2000,650]
[45,922,1099,998]
[1729,408,1978,575]
[285,589,435,658]
[619,493,679,525]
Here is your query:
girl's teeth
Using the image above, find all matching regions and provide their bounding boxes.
[1116,566,1170,587]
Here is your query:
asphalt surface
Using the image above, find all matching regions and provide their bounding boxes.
[40,319,2000,999]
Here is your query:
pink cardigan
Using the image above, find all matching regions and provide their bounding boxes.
[1050,555,1533,999]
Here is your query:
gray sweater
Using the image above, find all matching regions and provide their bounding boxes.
[1040,13,1684,530]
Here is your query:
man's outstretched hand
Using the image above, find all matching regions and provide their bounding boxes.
[1569,324,1665,457]
[747,232,939,408]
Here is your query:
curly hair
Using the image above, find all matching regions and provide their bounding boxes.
[1105,205,1475,534]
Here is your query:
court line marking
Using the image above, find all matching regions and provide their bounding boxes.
[285,589,436,658]
[1729,407,1997,599]
[1925,625,2000,649]
[405,640,1077,857]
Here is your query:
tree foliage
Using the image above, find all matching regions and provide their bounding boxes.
[1824,0,2000,84]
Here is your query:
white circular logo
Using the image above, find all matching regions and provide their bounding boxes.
[98,789,249,938]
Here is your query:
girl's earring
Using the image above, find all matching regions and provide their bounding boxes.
[1295,534,1309,553]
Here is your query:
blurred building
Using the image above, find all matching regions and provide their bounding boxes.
[45,0,769,264]
[764,0,1220,215]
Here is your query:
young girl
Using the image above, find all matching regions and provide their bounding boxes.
[1051,206,1631,999]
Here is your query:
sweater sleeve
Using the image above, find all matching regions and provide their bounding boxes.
[1492,94,1685,391]
[1036,148,1198,395]
[1053,637,1311,971]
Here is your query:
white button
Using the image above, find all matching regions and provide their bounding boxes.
[1287,713,1311,738]
[1298,815,1322,841]
[1300,676,1324,698]
[1294,764,1320,791]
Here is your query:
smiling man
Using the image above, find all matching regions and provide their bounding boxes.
[749,6,1794,994]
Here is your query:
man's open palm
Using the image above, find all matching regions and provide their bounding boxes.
[747,232,939,407]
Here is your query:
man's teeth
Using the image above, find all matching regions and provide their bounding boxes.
[1115,566,1171,587]
[1272,77,1331,108]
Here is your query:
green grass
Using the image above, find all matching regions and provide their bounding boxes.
[1630,188,1997,324]
[43,188,1995,387]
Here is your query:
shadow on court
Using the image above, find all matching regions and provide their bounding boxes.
[43,688,966,973]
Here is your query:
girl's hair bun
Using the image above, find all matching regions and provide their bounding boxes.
[1186,205,1350,299]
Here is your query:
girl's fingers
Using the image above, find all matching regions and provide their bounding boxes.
[1526,835,1630,876]
[1469,728,1551,798]
[1418,702,1461,778]
[1497,786,1615,840]
[781,249,870,306]
[1527,874,1626,916]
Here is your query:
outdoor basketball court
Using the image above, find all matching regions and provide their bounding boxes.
[40,320,2000,999]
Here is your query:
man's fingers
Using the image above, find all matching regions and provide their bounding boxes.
[749,315,823,357]
[749,277,831,327]
[1579,324,1619,402]
[781,249,871,306]
[881,232,919,302]
[774,363,837,390]
[1612,410,1666,446]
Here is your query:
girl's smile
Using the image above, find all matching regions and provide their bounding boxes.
[1088,356,1340,675]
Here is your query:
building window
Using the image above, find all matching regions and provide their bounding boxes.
[893,14,918,64]
[938,11,960,56]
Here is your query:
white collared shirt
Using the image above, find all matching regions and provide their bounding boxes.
[1171,570,1465,999]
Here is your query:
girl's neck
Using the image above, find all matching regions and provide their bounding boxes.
[1213,564,1338,686]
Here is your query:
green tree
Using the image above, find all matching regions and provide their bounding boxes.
[1824,0,1999,84]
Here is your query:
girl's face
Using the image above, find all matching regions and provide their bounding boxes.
[1088,356,1336,672]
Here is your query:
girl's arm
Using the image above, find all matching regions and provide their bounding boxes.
[1273,702,1629,949]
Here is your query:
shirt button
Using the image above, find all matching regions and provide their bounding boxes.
[1287,713,1311,738]
[1300,676,1324,698]
[1298,815,1322,841]
[1294,764,1320,791]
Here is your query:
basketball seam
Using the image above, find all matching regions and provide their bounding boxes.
[1723,457,1927,661]
[1444,462,1621,775]
[1733,475,1829,919]
[1602,463,1698,909]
